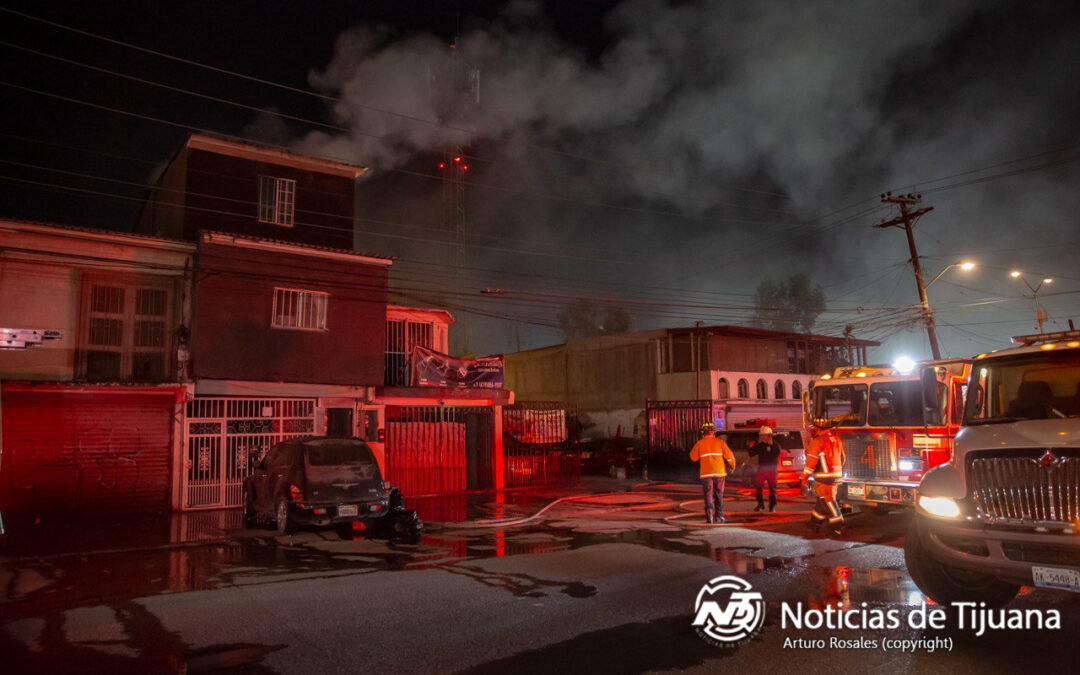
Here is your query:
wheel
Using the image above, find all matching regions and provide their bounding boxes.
[275,497,297,535]
[904,518,1020,608]
[243,490,258,528]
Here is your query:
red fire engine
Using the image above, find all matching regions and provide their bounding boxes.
[807,358,971,509]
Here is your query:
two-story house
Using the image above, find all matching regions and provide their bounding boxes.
[0,219,194,518]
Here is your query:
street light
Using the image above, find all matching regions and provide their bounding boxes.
[1010,272,1053,331]
[926,261,976,288]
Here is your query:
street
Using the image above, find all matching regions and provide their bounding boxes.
[3,480,1078,674]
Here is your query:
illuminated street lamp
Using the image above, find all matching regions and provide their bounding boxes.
[926,261,976,288]
[1010,272,1053,331]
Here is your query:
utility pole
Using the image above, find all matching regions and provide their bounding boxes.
[875,192,941,360]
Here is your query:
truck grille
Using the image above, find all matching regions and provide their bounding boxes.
[841,433,897,480]
[969,450,1080,524]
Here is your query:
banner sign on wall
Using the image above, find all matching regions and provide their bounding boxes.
[410,345,504,389]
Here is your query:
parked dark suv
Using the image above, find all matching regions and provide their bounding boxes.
[243,437,417,536]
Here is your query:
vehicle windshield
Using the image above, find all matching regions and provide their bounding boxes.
[868,381,923,427]
[965,351,1080,424]
[304,440,377,466]
[813,384,867,426]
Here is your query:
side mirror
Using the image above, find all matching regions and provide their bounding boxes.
[920,366,945,427]
[801,390,811,424]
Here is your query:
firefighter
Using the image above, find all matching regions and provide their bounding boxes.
[800,422,846,532]
[748,426,781,512]
[689,422,736,524]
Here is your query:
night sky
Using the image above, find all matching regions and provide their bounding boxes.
[1,1,1078,359]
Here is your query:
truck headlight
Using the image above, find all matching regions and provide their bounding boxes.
[898,459,921,472]
[918,495,960,519]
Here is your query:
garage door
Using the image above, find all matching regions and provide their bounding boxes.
[726,403,805,433]
[0,387,176,517]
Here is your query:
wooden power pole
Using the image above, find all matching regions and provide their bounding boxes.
[875,192,941,360]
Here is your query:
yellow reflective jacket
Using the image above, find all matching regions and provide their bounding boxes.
[689,436,736,478]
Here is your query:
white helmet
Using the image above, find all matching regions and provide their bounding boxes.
[758,426,774,436]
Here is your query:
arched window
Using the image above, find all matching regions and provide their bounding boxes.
[774,379,786,400]
[737,378,749,398]
[756,379,768,399]
[718,377,730,399]
[792,380,803,400]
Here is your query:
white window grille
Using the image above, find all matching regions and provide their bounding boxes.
[82,279,175,382]
[258,175,296,226]
[272,288,328,331]
[384,319,434,386]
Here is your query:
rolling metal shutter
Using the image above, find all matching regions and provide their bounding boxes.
[1,388,176,516]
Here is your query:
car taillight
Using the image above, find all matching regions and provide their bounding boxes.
[289,484,303,500]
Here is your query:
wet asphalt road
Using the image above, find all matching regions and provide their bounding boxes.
[2,485,1079,674]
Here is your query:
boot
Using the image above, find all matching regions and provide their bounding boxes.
[754,503,764,512]
[716,513,726,524]
[705,507,715,524]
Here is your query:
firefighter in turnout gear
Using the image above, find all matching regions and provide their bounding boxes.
[801,423,846,532]
[689,422,736,524]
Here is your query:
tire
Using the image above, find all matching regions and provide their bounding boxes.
[904,518,1020,608]
[275,497,297,535]
[243,489,258,528]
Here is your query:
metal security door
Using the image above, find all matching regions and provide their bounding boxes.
[183,398,315,509]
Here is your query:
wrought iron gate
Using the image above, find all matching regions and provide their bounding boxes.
[183,398,315,509]
[503,402,579,488]
[646,399,715,482]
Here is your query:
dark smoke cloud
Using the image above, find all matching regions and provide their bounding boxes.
[284,0,1080,357]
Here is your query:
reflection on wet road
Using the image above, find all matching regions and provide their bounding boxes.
[2,485,1076,674]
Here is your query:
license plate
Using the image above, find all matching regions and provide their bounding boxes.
[846,483,865,498]
[781,460,793,467]
[338,505,358,517]
[1032,566,1080,593]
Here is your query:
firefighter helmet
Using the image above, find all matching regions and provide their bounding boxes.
[700,421,716,434]
[758,426,773,436]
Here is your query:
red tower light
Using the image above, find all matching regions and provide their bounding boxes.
[462,165,469,171]
[438,162,446,170]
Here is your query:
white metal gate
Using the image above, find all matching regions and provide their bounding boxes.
[183,397,315,509]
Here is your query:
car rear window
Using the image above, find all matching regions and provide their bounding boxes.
[304,440,376,466]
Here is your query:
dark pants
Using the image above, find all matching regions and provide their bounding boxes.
[755,467,778,508]
[702,476,725,517]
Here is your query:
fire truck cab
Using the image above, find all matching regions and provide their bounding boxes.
[809,359,971,509]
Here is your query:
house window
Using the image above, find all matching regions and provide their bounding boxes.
[81,279,175,382]
[775,379,786,400]
[737,378,749,398]
[385,319,434,386]
[717,378,730,399]
[756,379,768,399]
[272,288,328,330]
[792,380,803,400]
[258,175,296,226]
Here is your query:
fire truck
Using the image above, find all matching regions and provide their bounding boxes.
[808,358,972,510]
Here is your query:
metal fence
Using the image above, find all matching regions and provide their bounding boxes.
[646,399,715,483]
[503,402,579,488]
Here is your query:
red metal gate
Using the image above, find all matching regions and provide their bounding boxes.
[502,402,579,488]
[0,385,179,518]
[385,406,494,496]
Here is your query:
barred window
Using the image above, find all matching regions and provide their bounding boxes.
[272,288,328,330]
[258,175,296,226]
[81,279,175,382]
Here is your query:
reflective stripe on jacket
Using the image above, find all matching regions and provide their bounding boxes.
[689,436,736,478]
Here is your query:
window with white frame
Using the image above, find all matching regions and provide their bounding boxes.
[81,278,175,382]
[272,288,328,330]
[258,175,296,226]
